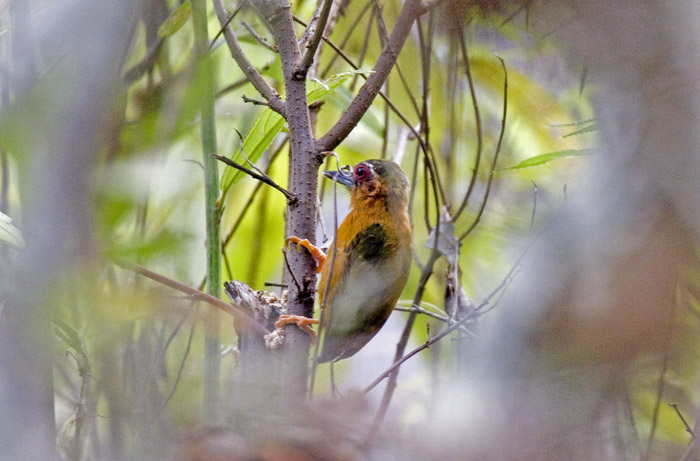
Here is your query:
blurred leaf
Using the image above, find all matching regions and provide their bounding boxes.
[158,1,192,38]
[501,149,593,170]
[424,210,459,265]
[470,51,579,158]
[548,118,597,127]
[0,212,25,248]
[220,71,369,192]
[53,319,85,356]
[103,229,184,261]
[562,124,598,138]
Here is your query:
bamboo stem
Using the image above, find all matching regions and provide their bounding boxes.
[192,0,222,425]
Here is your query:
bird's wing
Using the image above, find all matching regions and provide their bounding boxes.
[318,223,410,362]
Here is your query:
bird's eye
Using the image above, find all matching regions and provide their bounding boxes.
[354,164,371,182]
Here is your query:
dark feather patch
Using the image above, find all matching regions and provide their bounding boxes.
[346,223,392,262]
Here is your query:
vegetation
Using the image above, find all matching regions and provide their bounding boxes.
[1,0,698,459]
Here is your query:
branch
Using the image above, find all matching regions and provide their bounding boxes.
[364,265,510,394]
[319,0,373,78]
[418,0,447,15]
[298,0,334,75]
[364,224,540,396]
[317,0,423,151]
[452,27,483,221]
[122,36,164,85]
[365,249,440,445]
[212,154,297,204]
[111,259,271,337]
[241,20,277,52]
[460,52,507,241]
[394,304,476,337]
[670,403,695,439]
[293,13,445,212]
[292,15,422,147]
[221,136,288,250]
[212,0,286,116]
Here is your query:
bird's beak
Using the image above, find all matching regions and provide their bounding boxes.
[323,170,354,188]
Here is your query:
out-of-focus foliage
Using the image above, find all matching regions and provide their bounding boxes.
[0,211,24,248]
[2,0,699,459]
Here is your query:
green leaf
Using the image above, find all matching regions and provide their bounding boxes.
[501,149,593,170]
[158,1,192,38]
[548,118,597,128]
[0,212,25,248]
[103,229,183,261]
[219,109,286,191]
[306,71,371,103]
[219,71,370,192]
[562,124,598,138]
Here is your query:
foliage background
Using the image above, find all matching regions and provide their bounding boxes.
[1,0,699,459]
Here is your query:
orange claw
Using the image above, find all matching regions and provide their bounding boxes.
[285,236,326,273]
[275,314,319,345]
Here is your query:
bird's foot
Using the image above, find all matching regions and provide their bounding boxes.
[285,236,326,273]
[275,314,319,345]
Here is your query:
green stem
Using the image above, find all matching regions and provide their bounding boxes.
[192,0,221,425]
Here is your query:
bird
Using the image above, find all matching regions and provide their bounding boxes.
[277,159,413,362]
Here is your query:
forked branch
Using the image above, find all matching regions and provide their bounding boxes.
[317,0,431,151]
[212,0,286,115]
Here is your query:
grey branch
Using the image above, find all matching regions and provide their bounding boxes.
[297,0,334,75]
[212,0,286,116]
[316,0,423,151]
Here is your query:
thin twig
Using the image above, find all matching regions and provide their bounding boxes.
[371,0,424,119]
[316,0,423,152]
[222,136,287,250]
[642,307,677,461]
[241,20,277,52]
[217,69,267,98]
[349,7,375,91]
[298,0,334,75]
[320,1,373,78]
[416,12,447,211]
[212,0,286,115]
[292,15,427,157]
[309,156,343,397]
[388,6,422,121]
[366,249,441,446]
[365,269,502,394]
[453,27,483,221]
[264,282,288,288]
[111,259,270,336]
[364,225,541,395]
[122,36,164,85]
[418,0,447,14]
[394,305,476,337]
[212,154,297,204]
[460,52,508,241]
[241,95,271,106]
[210,0,245,50]
[407,143,425,270]
[163,312,197,407]
[233,128,268,178]
[282,249,301,293]
[670,403,695,438]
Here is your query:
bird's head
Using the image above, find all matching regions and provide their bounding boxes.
[323,159,409,212]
